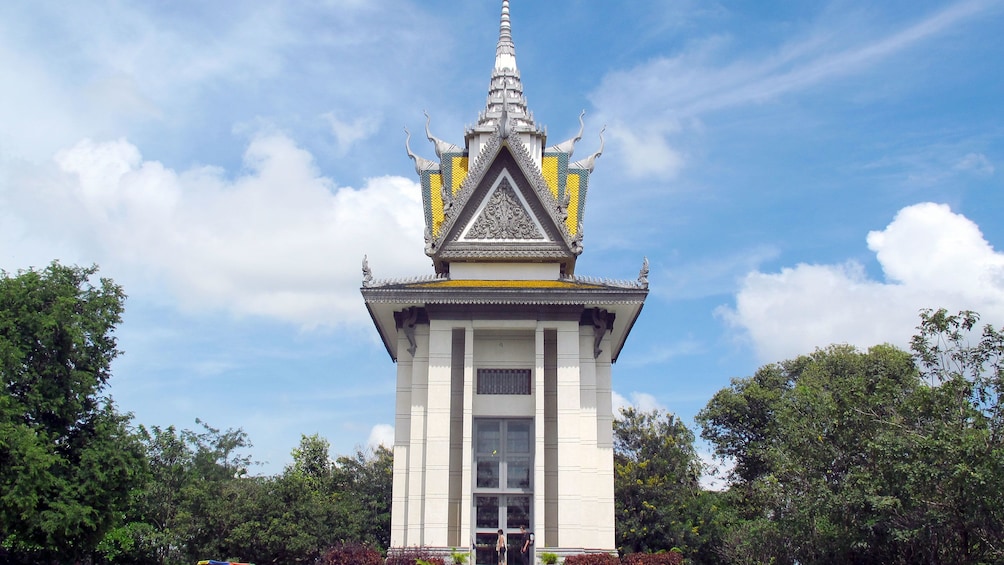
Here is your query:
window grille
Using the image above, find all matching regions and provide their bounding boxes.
[477,368,531,395]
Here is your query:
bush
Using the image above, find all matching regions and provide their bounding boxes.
[385,547,446,565]
[319,542,383,565]
[563,554,620,565]
[540,552,559,565]
[621,552,684,565]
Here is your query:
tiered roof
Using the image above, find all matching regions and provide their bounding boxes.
[364,1,646,362]
[404,0,605,276]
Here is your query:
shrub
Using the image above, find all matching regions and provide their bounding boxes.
[621,552,684,565]
[385,547,446,565]
[540,552,559,565]
[563,554,620,565]
[319,542,383,565]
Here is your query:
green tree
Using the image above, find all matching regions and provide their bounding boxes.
[613,407,711,559]
[698,310,1004,565]
[0,263,145,563]
[330,446,394,551]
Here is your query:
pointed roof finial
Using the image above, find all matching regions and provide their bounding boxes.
[496,0,516,71]
[469,0,542,138]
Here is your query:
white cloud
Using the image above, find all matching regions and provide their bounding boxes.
[954,152,995,175]
[2,134,429,327]
[588,0,994,180]
[324,112,382,155]
[721,202,1004,362]
[368,424,394,450]
[612,391,667,419]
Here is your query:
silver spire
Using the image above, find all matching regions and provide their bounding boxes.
[468,0,542,138]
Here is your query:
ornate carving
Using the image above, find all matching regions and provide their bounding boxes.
[548,109,585,156]
[404,127,438,175]
[638,256,649,288]
[592,308,610,359]
[466,179,542,240]
[424,111,462,158]
[402,307,419,357]
[571,230,584,255]
[362,255,373,288]
[570,125,606,173]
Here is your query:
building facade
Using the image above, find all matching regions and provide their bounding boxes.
[361,2,648,562]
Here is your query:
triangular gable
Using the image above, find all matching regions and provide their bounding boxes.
[459,170,548,242]
[430,139,579,273]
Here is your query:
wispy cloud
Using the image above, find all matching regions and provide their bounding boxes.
[590,0,997,179]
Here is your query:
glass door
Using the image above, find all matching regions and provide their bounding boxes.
[473,420,532,565]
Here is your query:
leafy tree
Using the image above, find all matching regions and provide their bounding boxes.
[330,446,394,550]
[613,407,712,559]
[0,262,145,563]
[697,309,1004,565]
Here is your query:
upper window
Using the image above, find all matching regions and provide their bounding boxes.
[477,368,531,395]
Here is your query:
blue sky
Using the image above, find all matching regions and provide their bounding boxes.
[2,0,1002,477]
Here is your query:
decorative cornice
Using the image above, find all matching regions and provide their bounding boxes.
[362,273,646,292]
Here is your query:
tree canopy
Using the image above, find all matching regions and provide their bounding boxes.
[0,263,145,561]
[697,309,1004,564]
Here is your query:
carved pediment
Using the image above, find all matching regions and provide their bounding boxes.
[461,175,546,242]
[429,143,578,272]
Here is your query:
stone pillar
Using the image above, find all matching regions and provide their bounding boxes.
[533,325,547,546]
[406,324,430,544]
[594,331,616,551]
[391,329,414,547]
[424,320,454,547]
[460,325,475,551]
[578,325,600,548]
[555,321,582,548]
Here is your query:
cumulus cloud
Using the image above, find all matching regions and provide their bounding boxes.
[367,424,395,450]
[1,134,428,327]
[721,202,1004,362]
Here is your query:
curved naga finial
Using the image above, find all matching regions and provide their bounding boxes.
[423,111,462,158]
[548,110,586,156]
[404,127,438,175]
[638,256,649,288]
[570,125,606,172]
[362,255,374,288]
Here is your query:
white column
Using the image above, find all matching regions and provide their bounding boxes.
[555,321,583,548]
[424,320,454,546]
[534,325,546,546]
[578,326,600,548]
[460,325,475,552]
[391,331,414,547]
[406,324,430,544]
[594,333,616,551]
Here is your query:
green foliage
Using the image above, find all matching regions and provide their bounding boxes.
[613,407,715,559]
[449,547,470,564]
[540,551,559,564]
[697,310,1004,564]
[0,262,145,562]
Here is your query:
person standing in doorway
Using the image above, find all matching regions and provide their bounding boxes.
[496,528,507,565]
[519,525,534,565]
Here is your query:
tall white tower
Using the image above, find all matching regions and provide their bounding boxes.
[362,2,648,562]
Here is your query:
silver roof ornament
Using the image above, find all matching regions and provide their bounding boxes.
[404,127,438,174]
